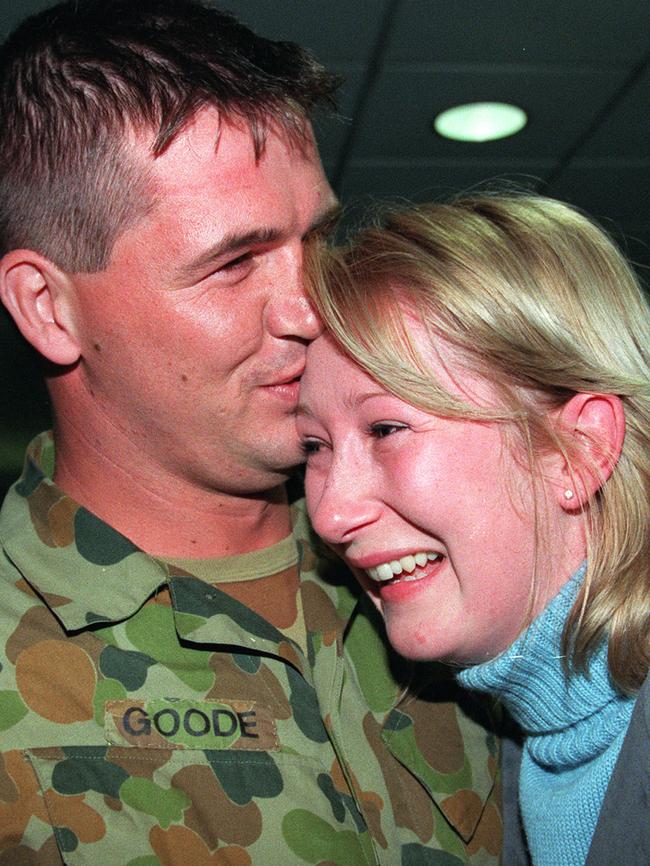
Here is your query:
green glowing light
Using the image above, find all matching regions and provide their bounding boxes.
[434,102,527,142]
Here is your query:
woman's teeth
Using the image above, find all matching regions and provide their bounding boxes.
[366,552,441,582]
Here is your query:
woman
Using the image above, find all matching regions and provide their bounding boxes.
[297,195,650,866]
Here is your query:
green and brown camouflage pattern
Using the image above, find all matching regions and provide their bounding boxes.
[0,433,503,865]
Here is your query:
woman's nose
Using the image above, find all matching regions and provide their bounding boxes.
[308,467,380,546]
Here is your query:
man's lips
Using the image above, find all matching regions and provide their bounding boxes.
[261,363,306,389]
[258,366,305,404]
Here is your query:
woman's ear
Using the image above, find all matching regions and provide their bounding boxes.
[0,249,81,366]
[553,392,625,510]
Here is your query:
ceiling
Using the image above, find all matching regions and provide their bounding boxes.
[1,0,649,481]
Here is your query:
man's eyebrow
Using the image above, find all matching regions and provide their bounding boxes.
[176,226,283,283]
[176,203,341,285]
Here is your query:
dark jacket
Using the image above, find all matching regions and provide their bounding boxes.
[585,671,650,865]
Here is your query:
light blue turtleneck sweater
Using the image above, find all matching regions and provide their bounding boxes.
[458,565,636,866]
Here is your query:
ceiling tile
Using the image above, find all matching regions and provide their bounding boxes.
[337,158,553,204]
[227,0,389,62]
[387,0,650,65]
[0,0,49,38]
[547,161,650,225]
[579,66,650,158]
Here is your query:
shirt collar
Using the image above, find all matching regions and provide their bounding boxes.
[0,433,167,631]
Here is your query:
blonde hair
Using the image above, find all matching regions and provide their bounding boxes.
[307,194,650,692]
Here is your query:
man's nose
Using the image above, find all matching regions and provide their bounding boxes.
[265,244,322,341]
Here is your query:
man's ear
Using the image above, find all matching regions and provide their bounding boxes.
[0,249,81,365]
[553,392,625,510]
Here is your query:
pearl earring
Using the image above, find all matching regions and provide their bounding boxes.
[564,489,574,500]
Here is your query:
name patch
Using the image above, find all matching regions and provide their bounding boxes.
[105,698,279,751]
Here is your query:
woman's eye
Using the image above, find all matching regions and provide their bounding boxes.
[370,422,408,439]
[301,439,323,456]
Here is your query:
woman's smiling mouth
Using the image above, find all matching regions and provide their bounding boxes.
[366,551,442,582]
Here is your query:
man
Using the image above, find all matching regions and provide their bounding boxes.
[0,2,503,863]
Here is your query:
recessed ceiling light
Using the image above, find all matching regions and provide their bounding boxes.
[434,102,527,142]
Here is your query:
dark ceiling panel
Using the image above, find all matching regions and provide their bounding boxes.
[547,161,650,227]
[545,158,650,285]
[337,159,553,205]
[580,67,650,157]
[0,0,50,38]
[226,0,388,62]
[349,66,626,160]
[387,0,650,65]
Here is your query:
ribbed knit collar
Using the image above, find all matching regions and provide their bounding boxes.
[458,563,634,769]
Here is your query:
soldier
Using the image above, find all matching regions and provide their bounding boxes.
[0,2,503,863]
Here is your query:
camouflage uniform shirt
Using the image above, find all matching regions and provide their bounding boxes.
[0,434,502,865]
